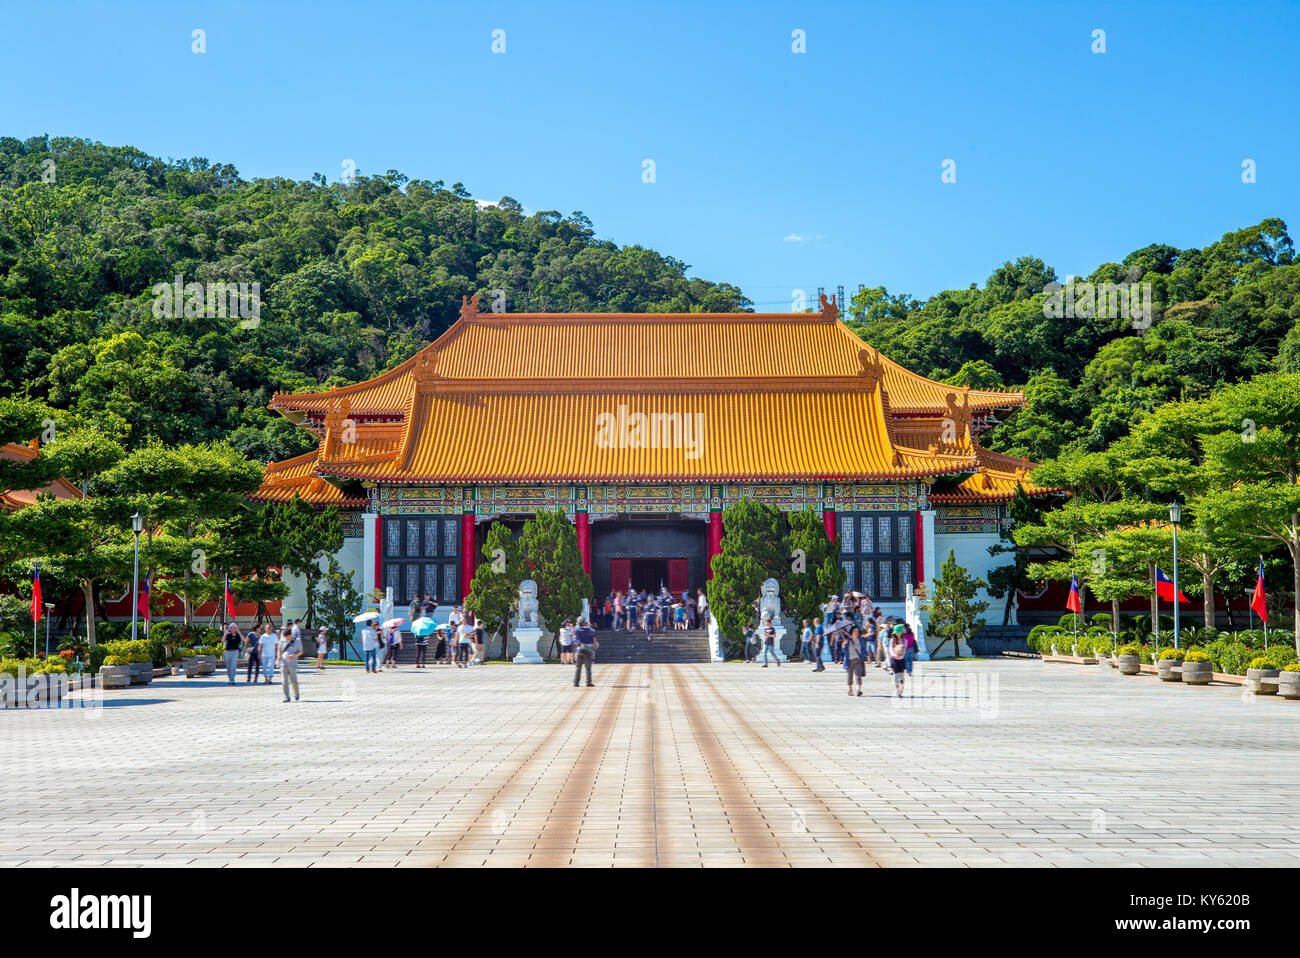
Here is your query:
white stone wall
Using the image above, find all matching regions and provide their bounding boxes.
[281,536,365,622]
[932,531,1012,625]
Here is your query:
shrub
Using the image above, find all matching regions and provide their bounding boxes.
[1089,613,1112,629]
[102,655,129,667]
[1184,649,1211,663]
[36,661,68,674]
[1284,664,1300,673]
[87,644,109,671]
[1117,644,1140,656]
[1216,643,1255,676]
[1248,656,1275,671]
[1056,612,1086,629]
[1155,647,1185,661]
[1262,644,1298,669]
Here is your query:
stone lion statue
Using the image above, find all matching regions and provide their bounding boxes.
[758,577,781,625]
[518,579,539,626]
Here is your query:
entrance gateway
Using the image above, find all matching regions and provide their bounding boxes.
[255,295,1056,649]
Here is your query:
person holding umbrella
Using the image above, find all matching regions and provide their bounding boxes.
[411,615,438,668]
[315,626,330,670]
[380,617,406,669]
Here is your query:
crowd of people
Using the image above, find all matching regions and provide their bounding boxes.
[742,592,919,698]
[357,594,489,672]
[220,618,322,702]
[588,587,710,633]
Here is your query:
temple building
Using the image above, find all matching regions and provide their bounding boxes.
[254,295,1050,624]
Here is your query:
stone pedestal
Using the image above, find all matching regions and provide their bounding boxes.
[706,617,724,663]
[512,626,545,664]
[759,623,789,662]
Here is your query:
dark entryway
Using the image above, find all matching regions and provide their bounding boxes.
[592,518,706,597]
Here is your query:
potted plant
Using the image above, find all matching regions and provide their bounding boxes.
[1116,644,1142,675]
[1156,647,1185,682]
[1279,664,1300,700]
[99,655,132,689]
[180,647,202,678]
[1181,648,1213,685]
[1245,656,1280,695]
[196,645,218,676]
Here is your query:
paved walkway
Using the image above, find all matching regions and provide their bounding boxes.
[2,659,1297,866]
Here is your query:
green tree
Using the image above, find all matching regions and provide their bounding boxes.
[466,521,526,659]
[517,509,591,642]
[783,509,844,629]
[925,550,989,657]
[316,556,364,660]
[706,499,790,657]
[267,496,343,630]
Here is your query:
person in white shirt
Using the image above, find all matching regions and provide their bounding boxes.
[456,619,475,668]
[696,589,709,627]
[257,625,278,684]
[361,621,381,673]
[558,620,575,664]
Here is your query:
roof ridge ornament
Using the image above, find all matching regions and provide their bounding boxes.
[819,292,839,320]
[857,347,884,390]
[411,347,441,385]
[461,293,481,321]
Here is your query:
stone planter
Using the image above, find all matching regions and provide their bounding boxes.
[1245,667,1280,695]
[1157,658,1183,682]
[1181,661,1212,685]
[99,664,131,689]
[197,655,216,676]
[1117,654,1141,675]
[128,661,154,685]
[1279,672,1300,700]
[182,657,201,678]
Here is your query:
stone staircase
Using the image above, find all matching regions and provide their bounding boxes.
[590,629,713,663]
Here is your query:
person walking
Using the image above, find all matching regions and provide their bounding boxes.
[696,588,708,628]
[799,618,813,663]
[361,619,380,673]
[472,619,485,665]
[315,626,329,670]
[414,623,428,669]
[277,626,302,702]
[456,616,475,667]
[222,622,242,685]
[433,626,448,665]
[899,623,918,677]
[245,625,262,683]
[572,617,597,687]
[384,625,402,669]
[811,617,826,671]
[843,625,867,697]
[888,629,908,696]
[864,616,878,665]
[258,624,278,684]
[760,616,779,668]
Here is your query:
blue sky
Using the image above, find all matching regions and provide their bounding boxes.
[4,0,1297,308]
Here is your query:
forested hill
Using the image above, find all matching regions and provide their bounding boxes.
[847,219,1298,462]
[0,135,751,462]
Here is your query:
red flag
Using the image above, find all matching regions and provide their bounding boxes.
[224,574,238,621]
[1066,575,1082,614]
[32,564,42,624]
[1154,567,1189,603]
[137,569,151,622]
[1251,559,1268,624]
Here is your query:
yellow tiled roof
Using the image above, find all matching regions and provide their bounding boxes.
[258,299,1029,495]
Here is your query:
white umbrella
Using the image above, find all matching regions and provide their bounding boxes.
[353,611,379,623]
[381,617,408,630]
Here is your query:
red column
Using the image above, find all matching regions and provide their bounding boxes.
[707,512,723,579]
[374,515,383,593]
[461,512,476,600]
[823,508,837,543]
[576,512,591,576]
[915,512,925,583]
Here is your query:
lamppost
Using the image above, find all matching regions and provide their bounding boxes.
[1168,502,1182,648]
[130,512,143,641]
[44,602,54,660]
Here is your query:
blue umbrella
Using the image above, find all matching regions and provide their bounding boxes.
[411,617,439,637]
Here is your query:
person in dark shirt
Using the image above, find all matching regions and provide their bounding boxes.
[572,618,597,687]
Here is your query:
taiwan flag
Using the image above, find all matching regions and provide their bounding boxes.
[223,574,238,621]
[1250,558,1268,624]
[1154,567,1189,603]
[137,569,152,623]
[32,564,42,624]
[1065,575,1082,615]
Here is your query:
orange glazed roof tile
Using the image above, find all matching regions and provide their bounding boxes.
[270,303,1024,418]
[251,450,367,507]
[0,442,82,511]
[929,448,1056,503]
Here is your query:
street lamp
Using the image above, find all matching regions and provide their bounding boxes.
[130,512,143,641]
[1168,502,1182,648]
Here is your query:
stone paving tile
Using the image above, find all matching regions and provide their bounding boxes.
[1,658,1297,866]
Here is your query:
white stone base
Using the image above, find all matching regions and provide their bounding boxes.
[707,618,724,663]
[512,626,545,664]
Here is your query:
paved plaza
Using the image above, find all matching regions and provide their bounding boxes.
[2,658,1298,867]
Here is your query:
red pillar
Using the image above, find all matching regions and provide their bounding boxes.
[707,511,723,579]
[823,508,837,543]
[461,512,476,600]
[915,512,925,583]
[374,515,383,593]
[576,512,591,576]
